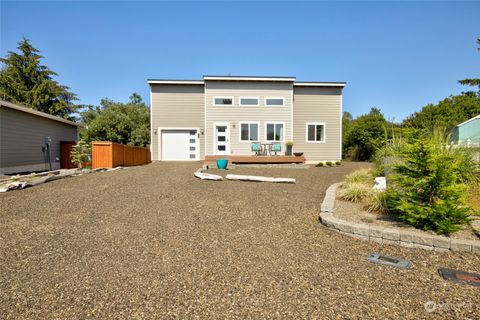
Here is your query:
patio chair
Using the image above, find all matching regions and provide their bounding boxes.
[271,143,281,156]
[251,142,262,155]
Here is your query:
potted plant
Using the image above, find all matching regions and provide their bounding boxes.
[286,141,294,156]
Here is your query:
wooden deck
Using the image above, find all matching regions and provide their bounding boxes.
[204,155,305,165]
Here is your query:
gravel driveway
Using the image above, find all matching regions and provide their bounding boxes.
[1,162,479,319]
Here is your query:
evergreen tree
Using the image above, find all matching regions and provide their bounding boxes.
[458,38,480,90]
[0,38,77,119]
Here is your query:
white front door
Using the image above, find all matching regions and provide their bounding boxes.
[214,124,230,155]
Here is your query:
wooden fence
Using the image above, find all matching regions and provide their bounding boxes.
[92,141,151,169]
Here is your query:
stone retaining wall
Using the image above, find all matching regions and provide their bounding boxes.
[319,183,480,254]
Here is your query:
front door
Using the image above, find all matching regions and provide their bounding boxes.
[215,124,230,155]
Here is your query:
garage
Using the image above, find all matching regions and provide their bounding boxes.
[160,129,199,161]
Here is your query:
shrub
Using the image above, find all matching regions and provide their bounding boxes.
[70,140,91,168]
[344,168,374,185]
[386,130,474,235]
[366,191,388,214]
[326,161,333,166]
[335,161,341,166]
[339,182,372,203]
[316,162,324,167]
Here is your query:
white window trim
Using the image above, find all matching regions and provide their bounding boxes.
[238,121,260,142]
[265,97,285,107]
[264,122,286,142]
[213,96,234,106]
[239,96,260,107]
[158,127,200,161]
[306,122,326,143]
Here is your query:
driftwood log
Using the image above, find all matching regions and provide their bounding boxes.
[225,174,295,184]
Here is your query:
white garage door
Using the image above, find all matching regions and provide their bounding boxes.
[161,129,198,161]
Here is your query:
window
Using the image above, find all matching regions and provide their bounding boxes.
[306,123,325,143]
[213,97,233,106]
[265,98,284,106]
[239,122,259,141]
[239,97,259,106]
[265,122,284,142]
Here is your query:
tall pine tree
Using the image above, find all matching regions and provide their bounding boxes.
[0,38,77,119]
[458,38,480,90]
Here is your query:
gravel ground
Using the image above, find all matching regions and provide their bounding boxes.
[1,161,479,319]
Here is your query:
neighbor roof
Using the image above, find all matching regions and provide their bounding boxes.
[457,114,480,127]
[148,75,346,87]
[0,100,82,127]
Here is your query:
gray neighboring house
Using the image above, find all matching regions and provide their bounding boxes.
[148,75,345,162]
[0,100,81,175]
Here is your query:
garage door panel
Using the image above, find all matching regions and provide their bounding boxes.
[161,130,197,161]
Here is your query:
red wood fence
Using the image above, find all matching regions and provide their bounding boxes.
[92,141,151,169]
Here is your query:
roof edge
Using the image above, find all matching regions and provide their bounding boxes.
[0,100,82,127]
[294,81,346,87]
[457,114,480,127]
[203,75,296,82]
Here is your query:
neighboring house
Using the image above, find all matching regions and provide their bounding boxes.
[148,75,345,162]
[0,100,81,174]
[451,114,480,146]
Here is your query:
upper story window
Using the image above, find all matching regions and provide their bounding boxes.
[213,97,234,106]
[265,97,285,107]
[265,122,284,142]
[239,97,259,106]
[306,122,325,143]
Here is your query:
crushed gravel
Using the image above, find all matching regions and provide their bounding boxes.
[1,161,479,319]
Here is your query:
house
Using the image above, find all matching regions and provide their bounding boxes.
[148,75,345,163]
[0,100,81,174]
[451,114,480,146]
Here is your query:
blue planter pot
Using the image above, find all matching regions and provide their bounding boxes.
[216,159,228,170]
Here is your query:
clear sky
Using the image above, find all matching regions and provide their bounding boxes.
[1,1,479,121]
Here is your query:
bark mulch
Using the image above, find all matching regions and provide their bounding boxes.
[1,161,479,319]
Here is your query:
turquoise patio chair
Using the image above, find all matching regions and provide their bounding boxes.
[271,143,281,155]
[251,142,262,155]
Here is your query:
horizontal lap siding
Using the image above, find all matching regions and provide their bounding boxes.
[150,84,205,160]
[205,81,293,156]
[0,107,78,168]
[293,87,342,161]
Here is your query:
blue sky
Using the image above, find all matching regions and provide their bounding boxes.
[1,1,479,121]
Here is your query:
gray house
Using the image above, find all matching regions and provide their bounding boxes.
[148,75,345,163]
[0,100,80,174]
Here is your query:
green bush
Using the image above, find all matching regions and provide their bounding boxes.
[335,161,341,166]
[339,182,372,203]
[316,162,324,167]
[70,140,91,167]
[326,161,333,166]
[386,130,474,235]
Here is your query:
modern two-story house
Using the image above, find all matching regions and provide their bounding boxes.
[148,75,345,163]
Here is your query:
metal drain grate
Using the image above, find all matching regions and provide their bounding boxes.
[367,252,412,269]
[438,268,480,287]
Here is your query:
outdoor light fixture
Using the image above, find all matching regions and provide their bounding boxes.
[367,252,412,269]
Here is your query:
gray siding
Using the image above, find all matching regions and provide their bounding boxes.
[150,84,205,160]
[0,106,78,173]
[292,87,342,161]
[205,81,293,156]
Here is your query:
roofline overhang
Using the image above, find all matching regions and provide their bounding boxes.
[294,81,346,87]
[457,114,480,127]
[203,75,296,82]
[0,100,83,127]
[147,79,204,85]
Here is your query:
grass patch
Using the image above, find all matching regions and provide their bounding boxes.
[344,168,374,185]
[339,182,372,203]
